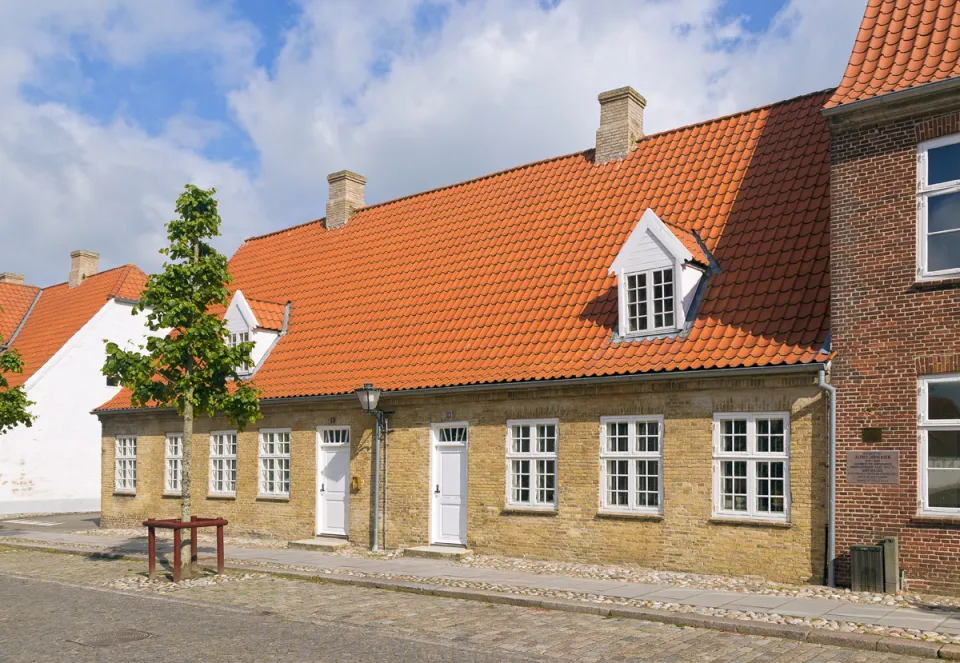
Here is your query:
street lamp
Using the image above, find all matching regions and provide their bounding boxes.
[356,383,387,551]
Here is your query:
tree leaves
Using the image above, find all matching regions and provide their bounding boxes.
[0,334,34,434]
[102,184,262,430]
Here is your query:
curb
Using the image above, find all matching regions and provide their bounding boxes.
[0,539,954,660]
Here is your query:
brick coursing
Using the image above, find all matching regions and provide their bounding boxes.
[100,375,826,584]
[830,106,960,594]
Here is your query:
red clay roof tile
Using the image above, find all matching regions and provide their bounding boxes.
[0,282,40,343]
[826,0,960,108]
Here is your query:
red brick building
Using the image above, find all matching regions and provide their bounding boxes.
[826,0,960,593]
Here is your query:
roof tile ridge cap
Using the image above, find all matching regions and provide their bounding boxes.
[643,88,835,142]
[107,264,137,299]
[242,217,327,243]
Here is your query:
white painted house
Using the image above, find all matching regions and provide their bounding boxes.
[0,252,149,515]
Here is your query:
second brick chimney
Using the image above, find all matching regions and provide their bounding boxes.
[0,273,25,285]
[325,170,366,229]
[68,250,99,288]
[595,87,646,164]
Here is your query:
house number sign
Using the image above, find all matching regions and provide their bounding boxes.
[847,450,900,485]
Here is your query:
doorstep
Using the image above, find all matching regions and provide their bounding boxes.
[288,537,351,552]
[403,545,472,560]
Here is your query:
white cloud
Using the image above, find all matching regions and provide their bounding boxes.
[0,0,866,285]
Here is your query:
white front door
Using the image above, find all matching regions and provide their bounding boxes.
[317,427,351,537]
[431,423,468,546]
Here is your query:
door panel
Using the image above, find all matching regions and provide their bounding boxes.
[432,429,467,545]
[319,445,350,536]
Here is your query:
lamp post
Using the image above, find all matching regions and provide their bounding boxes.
[355,383,387,552]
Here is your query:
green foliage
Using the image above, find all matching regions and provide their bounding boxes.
[103,184,261,429]
[0,328,34,434]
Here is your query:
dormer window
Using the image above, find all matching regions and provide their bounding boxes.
[223,289,288,376]
[625,268,675,333]
[609,209,714,339]
[229,331,251,373]
[918,134,960,279]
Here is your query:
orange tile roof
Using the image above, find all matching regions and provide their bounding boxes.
[0,282,40,344]
[825,0,960,109]
[99,90,832,410]
[4,266,147,389]
[247,297,286,331]
[661,220,711,266]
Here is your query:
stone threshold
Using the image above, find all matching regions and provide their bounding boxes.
[0,538,955,660]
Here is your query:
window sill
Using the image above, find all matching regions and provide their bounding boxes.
[709,516,791,529]
[500,507,558,517]
[595,511,663,522]
[911,514,960,527]
[256,495,290,503]
[113,491,137,497]
[161,492,182,499]
[208,493,237,501]
[911,276,960,292]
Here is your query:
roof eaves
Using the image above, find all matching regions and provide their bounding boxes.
[822,76,960,117]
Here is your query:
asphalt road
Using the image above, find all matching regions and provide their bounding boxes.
[0,574,530,662]
[0,511,99,533]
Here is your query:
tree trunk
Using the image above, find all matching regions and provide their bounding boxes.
[180,392,194,578]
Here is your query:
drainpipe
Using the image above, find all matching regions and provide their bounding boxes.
[383,414,389,551]
[819,364,837,587]
[372,413,382,552]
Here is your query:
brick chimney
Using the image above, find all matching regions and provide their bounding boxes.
[68,250,99,288]
[325,170,366,229]
[595,87,646,164]
[0,273,24,285]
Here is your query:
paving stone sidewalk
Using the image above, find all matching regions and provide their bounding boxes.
[3,527,959,638]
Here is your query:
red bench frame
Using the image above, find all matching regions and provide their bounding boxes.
[143,516,228,582]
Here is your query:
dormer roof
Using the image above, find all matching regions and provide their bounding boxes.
[608,208,711,275]
[224,290,286,332]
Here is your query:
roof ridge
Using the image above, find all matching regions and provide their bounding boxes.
[242,88,836,246]
[39,263,143,291]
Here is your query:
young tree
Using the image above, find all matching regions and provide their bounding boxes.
[104,185,261,578]
[0,314,34,434]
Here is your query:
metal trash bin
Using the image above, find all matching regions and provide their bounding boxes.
[851,545,884,592]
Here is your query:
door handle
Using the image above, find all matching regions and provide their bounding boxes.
[320,483,325,493]
[434,485,440,495]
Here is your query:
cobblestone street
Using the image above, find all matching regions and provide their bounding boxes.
[0,547,931,662]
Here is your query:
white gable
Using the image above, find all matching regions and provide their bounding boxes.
[609,208,693,275]
[224,289,258,333]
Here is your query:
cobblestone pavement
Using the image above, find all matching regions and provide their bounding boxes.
[0,547,929,662]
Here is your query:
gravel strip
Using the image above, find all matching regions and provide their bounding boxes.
[104,571,266,593]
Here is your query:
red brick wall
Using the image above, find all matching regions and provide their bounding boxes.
[831,107,960,594]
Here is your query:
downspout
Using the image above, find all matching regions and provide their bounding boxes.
[383,414,389,551]
[372,412,382,552]
[819,364,837,587]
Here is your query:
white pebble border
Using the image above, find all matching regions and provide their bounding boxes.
[105,571,266,594]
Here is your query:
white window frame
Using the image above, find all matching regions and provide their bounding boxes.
[209,430,238,496]
[164,433,182,494]
[114,436,137,493]
[599,415,663,514]
[618,264,681,337]
[917,134,960,280]
[712,413,791,522]
[918,374,960,515]
[229,330,252,373]
[259,428,291,497]
[505,418,559,510]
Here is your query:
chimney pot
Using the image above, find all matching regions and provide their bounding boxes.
[69,250,99,288]
[595,86,646,164]
[325,170,366,229]
[0,273,25,285]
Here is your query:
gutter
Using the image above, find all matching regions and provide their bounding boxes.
[818,364,837,587]
[0,290,42,350]
[94,362,824,415]
[822,76,960,119]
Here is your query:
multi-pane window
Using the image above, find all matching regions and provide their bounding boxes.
[624,267,675,334]
[115,436,137,492]
[438,426,468,444]
[210,431,238,495]
[165,433,182,493]
[320,428,350,445]
[230,331,251,372]
[600,417,663,513]
[918,135,960,277]
[713,413,790,521]
[259,429,291,497]
[506,420,558,508]
[920,376,960,513]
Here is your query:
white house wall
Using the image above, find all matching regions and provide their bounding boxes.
[0,300,151,515]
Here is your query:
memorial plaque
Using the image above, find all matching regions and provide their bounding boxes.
[847,450,899,485]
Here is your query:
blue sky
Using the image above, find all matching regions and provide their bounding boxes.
[0,0,865,284]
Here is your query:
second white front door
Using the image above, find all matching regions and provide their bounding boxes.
[317,427,350,537]
[431,423,468,546]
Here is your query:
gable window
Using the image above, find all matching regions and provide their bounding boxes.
[165,433,182,493]
[259,429,291,497]
[713,413,790,521]
[115,436,137,493]
[506,420,558,509]
[210,431,238,495]
[230,331,251,373]
[918,135,960,278]
[624,267,675,334]
[919,375,960,513]
[600,416,663,513]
